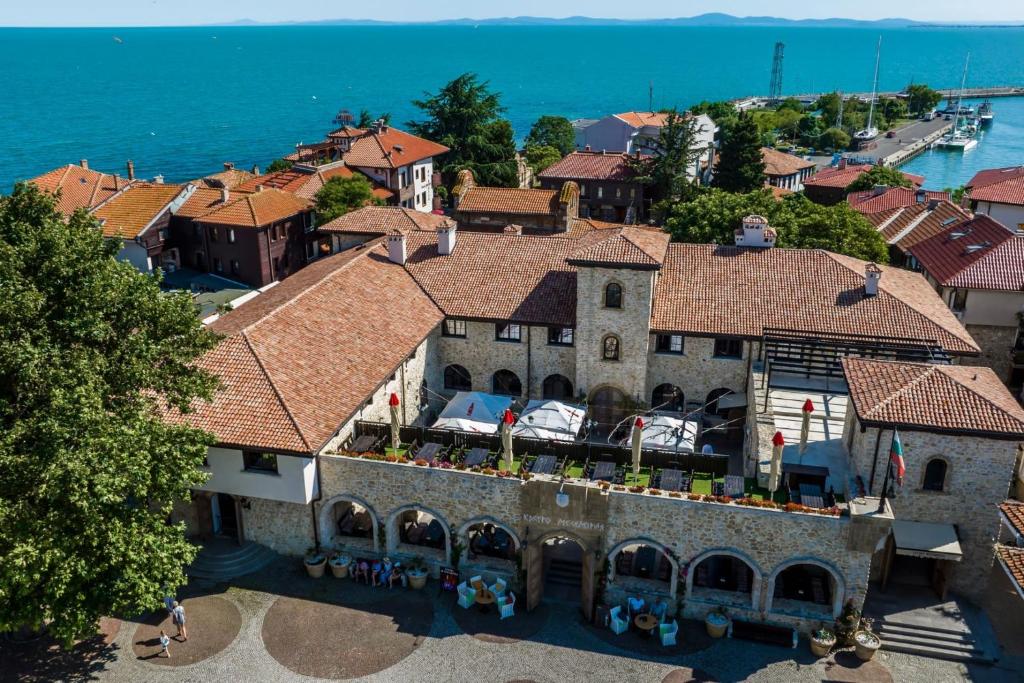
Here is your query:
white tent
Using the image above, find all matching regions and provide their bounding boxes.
[640,414,699,452]
[511,400,587,442]
[431,392,513,433]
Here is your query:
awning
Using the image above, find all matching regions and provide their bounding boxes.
[892,520,963,561]
[512,400,586,442]
[431,391,513,434]
[716,392,748,410]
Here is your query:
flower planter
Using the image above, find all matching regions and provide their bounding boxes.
[407,569,428,590]
[304,555,327,578]
[854,630,881,661]
[705,612,729,639]
[329,555,351,579]
[810,636,835,658]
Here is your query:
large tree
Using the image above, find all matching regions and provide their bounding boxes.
[314,174,378,224]
[0,184,219,645]
[714,112,766,193]
[523,144,563,176]
[906,84,943,116]
[525,115,576,156]
[407,73,518,189]
[663,188,889,263]
[628,110,705,215]
[844,165,913,193]
[266,158,292,174]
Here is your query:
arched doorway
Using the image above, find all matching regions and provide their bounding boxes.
[542,374,574,401]
[209,492,242,544]
[705,388,736,418]
[492,369,522,397]
[766,558,845,619]
[444,364,472,391]
[686,549,763,610]
[386,505,451,566]
[652,384,684,413]
[541,536,586,603]
[607,539,679,601]
[319,494,379,553]
[588,386,629,439]
[459,518,521,576]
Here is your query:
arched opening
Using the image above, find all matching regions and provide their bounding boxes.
[387,505,451,566]
[923,458,947,492]
[588,386,630,439]
[767,559,844,619]
[444,364,472,391]
[319,495,379,553]
[705,388,736,418]
[652,383,684,412]
[541,535,585,604]
[687,550,762,610]
[604,282,622,309]
[492,369,522,397]
[460,518,521,577]
[542,374,574,401]
[602,335,621,361]
[607,540,678,604]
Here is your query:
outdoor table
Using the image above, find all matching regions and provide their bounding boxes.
[634,613,659,638]
[531,455,557,474]
[416,442,443,463]
[659,469,683,492]
[464,447,489,468]
[350,435,378,453]
[475,588,496,613]
[591,461,616,482]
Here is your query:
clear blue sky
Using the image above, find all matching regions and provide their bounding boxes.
[2,1,1020,26]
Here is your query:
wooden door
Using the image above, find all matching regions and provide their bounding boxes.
[525,542,544,612]
[932,560,949,601]
[580,549,595,622]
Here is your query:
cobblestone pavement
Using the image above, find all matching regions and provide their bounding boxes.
[72,563,1022,683]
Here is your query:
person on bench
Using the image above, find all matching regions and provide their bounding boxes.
[370,558,383,586]
[353,559,369,584]
[389,562,405,588]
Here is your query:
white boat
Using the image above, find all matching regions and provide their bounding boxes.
[854,37,882,142]
[936,132,977,151]
[979,100,994,125]
[936,54,977,153]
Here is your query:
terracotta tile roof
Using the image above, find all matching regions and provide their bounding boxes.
[870,201,972,252]
[761,147,815,177]
[457,187,561,215]
[401,231,579,326]
[319,206,452,235]
[537,152,640,181]
[196,188,311,228]
[995,545,1024,597]
[174,246,443,453]
[29,164,132,217]
[194,167,257,190]
[92,183,187,238]
[966,166,1024,191]
[848,187,950,213]
[843,358,1024,436]
[909,214,1024,290]
[804,165,924,190]
[969,175,1024,207]
[1000,500,1024,538]
[175,187,250,220]
[326,126,367,139]
[565,217,629,239]
[343,126,449,169]
[614,111,671,128]
[651,245,978,354]
[235,164,392,201]
[567,227,670,269]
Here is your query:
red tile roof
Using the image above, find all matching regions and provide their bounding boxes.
[969,175,1024,207]
[761,147,815,177]
[195,188,311,228]
[175,187,250,220]
[614,112,671,128]
[193,167,257,190]
[908,214,1023,290]
[457,187,561,215]
[566,217,630,239]
[995,545,1024,597]
[92,183,187,238]
[29,163,132,217]
[848,187,950,213]
[804,165,924,190]
[236,164,392,201]
[966,166,1024,191]
[843,358,1024,436]
[868,201,972,252]
[1000,500,1024,538]
[319,206,453,235]
[343,126,449,169]
[537,152,640,182]
[567,227,669,269]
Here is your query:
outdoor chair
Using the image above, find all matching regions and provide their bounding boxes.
[489,578,507,597]
[469,575,485,591]
[457,581,476,609]
[500,591,516,620]
[659,620,679,647]
[609,606,628,635]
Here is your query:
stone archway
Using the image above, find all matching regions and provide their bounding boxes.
[607,537,679,598]
[385,504,452,567]
[526,529,596,620]
[318,494,380,553]
[685,547,764,611]
[457,517,522,557]
[765,557,846,618]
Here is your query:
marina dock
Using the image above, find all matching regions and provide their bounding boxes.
[864,119,954,167]
[733,85,1024,109]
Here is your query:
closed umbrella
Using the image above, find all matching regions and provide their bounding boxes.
[389,392,400,453]
[769,431,785,497]
[501,408,515,471]
[631,417,644,483]
[798,398,814,459]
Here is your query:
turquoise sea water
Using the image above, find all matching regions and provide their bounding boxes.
[2,25,1023,190]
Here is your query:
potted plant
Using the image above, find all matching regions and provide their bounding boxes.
[329,551,352,579]
[705,607,729,638]
[810,627,836,657]
[304,546,327,578]
[406,555,428,590]
[854,628,881,661]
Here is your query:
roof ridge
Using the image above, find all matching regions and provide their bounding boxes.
[240,331,311,452]
[939,365,1024,424]
[246,194,259,225]
[860,361,939,421]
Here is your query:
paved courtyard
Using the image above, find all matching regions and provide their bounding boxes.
[3,556,1022,683]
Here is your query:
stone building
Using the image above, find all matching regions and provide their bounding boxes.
[452,169,580,234]
[536,151,648,223]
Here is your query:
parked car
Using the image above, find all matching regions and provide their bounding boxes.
[885,130,896,138]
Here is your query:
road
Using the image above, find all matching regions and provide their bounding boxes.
[855,117,952,164]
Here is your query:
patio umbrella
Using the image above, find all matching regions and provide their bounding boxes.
[769,431,784,496]
[631,417,644,482]
[389,392,400,452]
[501,408,515,471]
[798,398,814,459]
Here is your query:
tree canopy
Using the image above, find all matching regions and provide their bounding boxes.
[266,158,292,174]
[523,145,562,176]
[356,110,391,128]
[906,84,943,116]
[314,174,379,223]
[0,184,219,645]
[407,73,518,189]
[663,188,889,263]
[526,116,576,156]
[844,165,913,193]
[628,110,704,216]
[714,112,766,194]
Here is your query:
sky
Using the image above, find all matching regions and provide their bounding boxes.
[1,0,1021,26]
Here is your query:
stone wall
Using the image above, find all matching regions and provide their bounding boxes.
[243,497,314,556]
[962,324,1017,384]
[645,336,750,410]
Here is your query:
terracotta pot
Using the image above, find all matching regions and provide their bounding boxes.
[705,613,728,638]
[304,556,327,578]
[407,570,427,590]
[810,637,835,658]
[329,560,350,578]
[854,630,881,661]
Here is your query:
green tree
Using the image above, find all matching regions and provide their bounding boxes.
[266,158,292,174]
[523,145,563,176]
[628,110,704,213]
[0,184,219,645]
[906,84,943,116]
[943,184,967,204]
[663,188,888,262]
[407,72,518,188]
[525,116,576,156]
[820,127,852,151]
[714,112,766,193]
[356,110,392,128]
[690,100,738,131]
[314,174,378,223]
[844,165,913,193]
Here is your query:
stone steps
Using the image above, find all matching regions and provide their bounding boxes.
[875,619,994,664]
[546,559,583,586]
[188,541,279,582]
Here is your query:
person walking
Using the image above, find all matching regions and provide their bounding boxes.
[163,594,175,616]
[159,630,171,658]
[171,600,188,641]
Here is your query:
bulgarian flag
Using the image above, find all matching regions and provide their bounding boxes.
[890,430,906,486]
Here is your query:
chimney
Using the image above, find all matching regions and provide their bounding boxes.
[255,184,264,193]
[584,145,592,152]
[865,263,882,297]
[915,189,927,204]
[734,214,776,248]
[251,164,260,175]
[79,159,89,170]
[438,222,457,255]
[928,198,941,211]
[126,160,135,181]
[872,184,887,196]
[153,174,164,184]
[387,230,407,265]
[220,188,230,204]
[838,158,847,170]
[223,162,234,171]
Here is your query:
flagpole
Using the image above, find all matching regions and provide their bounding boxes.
[877,430,896,513]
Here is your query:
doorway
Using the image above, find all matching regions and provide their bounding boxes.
[212,493,241,543]
[542,537,584,603]
[588,386,629,439]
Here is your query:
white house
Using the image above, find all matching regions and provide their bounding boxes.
[965,166,1024,230]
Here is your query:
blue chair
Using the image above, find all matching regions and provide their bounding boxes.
[457,581,476,609]
[660,619,679,647]
[609,606,628,635]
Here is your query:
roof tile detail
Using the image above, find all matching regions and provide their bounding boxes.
[537,152,640,181]
[29,164,133,217]
[1000,500,1024,538]
[567,227,669,268]
[457,187,560,215]
[761,147,815,177]
[995,545,1024,596]
[909,214,1024,290]
[342,127,449,169]
[804,165,924,190]
[848,186,950,213]
[319,206,452,235]
[196,188,311,228]
[92,183,186,238]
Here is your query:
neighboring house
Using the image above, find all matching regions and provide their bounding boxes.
[235,162,393,203]
[761,147,816,192]
[91,182,194,273]
[997,501,1024,601]
[191,163,258,190]
[964,166,1024,230]
[28,160,134,217]
[909,214,1024,386]
[802,161,924,205]
[536,151,647,223]
[319,206,455,252]
[851,189,969,265]
[452,169,580,234]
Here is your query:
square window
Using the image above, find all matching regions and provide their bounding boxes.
[442,319,467,338]
[548,326,574,346]
[656,334,684,354]
[209,226,219,242]
[495,323,521,342]
[243,451,278,473]
[713,338,743,359]
[158,228,168,241]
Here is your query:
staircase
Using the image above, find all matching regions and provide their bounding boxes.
[873,617,995,664]
[546,558,583,587]
[188,540,279,582]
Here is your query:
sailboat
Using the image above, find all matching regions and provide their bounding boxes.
[936,54,978,152]
[854,37,882,142]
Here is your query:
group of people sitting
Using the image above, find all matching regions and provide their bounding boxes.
[352,557,405,588]
[468,524,515,560]
[627,595,669,623]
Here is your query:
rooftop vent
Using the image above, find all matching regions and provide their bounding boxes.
[864,262,882,297]
[387,230,407,265]
[949,227,971,240]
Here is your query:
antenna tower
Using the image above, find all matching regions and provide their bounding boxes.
[768,42,785,104]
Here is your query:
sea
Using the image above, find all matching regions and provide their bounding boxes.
[2,24,1023,191]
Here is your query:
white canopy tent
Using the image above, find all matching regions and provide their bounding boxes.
[431,392,513,434]
[512,400,587,442]
[640,414,699,452]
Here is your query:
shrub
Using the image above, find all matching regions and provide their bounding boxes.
[627,485,645,494]
[648,488,662,496]
[668,491,682,498]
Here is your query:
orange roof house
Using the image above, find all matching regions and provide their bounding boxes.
[29,161,134,217]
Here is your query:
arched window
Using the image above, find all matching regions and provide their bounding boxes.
[492,369,522,396]
[444,364,471,391]
[542,374,574,400]
[706,388,735,418]
[464,521,520,561]
[652,384,684,412]
[602,335,620,361]
[923,459,947,492]
[604,282,622,309]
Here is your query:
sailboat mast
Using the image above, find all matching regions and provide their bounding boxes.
[866,36,881,132]
[951,53,970,134]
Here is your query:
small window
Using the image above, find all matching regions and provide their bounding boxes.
[923,459,947,492]
[580,184,586,196]
[495,323,521,342]
[605,282,622,309]
[442,319,467,338]
[548,326,574,346]
[615,187,622,199]
[228,228,236,244]
[950,289,968,312]
[158,228,168,241]
[243,451,278,474]
[656,334,684,354]
[209,226,219,242]
[213,257,223,273]
[630,188,636,199]
[713,338,743,359]
[602,335,620,361]
[597,186,604,199]
[230,259,240,275]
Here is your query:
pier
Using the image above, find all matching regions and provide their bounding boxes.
[857,119,954,168]
[732,85,1024,109]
